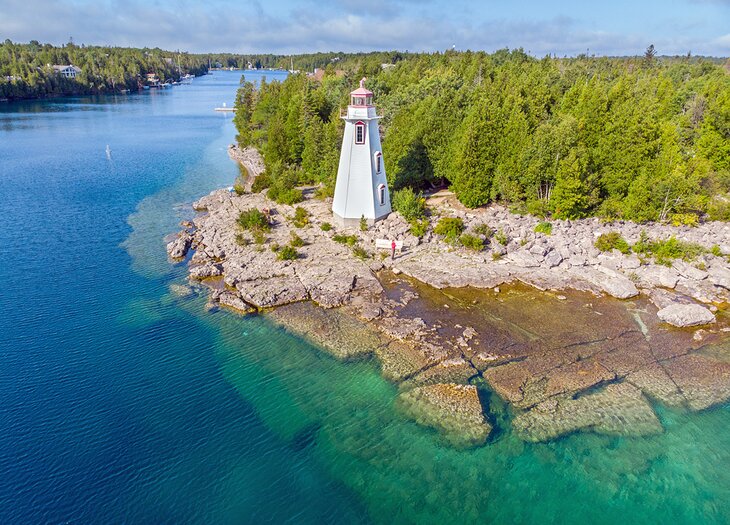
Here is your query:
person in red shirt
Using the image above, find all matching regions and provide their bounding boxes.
[391,240,396,260]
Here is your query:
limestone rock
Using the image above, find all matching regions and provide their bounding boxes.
[512,382,662,442]
[657,303,715,327]
[397,383,492,447]
[217,291,255,314]
[166,232,192,259]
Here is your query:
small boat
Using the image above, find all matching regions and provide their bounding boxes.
[142,85,150,90]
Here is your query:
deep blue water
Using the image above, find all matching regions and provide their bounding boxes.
[1,71,729,525]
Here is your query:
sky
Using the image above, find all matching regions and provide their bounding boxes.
[1,0,729,56]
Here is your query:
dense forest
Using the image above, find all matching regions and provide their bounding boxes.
[234,49,730,223]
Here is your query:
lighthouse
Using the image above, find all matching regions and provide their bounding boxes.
[332,78,391,226]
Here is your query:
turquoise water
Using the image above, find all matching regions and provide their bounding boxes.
[1,71,729,524]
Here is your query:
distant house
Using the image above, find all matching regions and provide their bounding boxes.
[52,65,82,79]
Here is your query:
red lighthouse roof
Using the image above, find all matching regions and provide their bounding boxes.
[350,78,373,96]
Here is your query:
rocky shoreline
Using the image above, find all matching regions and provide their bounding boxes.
[227,144,265,190]
[167,162,730,446]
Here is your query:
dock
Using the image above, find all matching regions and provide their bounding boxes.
[214,107,236,112]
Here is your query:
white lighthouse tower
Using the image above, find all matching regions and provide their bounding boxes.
[332,78,391,226]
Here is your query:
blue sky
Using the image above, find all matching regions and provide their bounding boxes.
[1,0,728,56]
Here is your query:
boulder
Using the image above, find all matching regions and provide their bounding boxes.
[166,233,192,259]
[656,303,715,327]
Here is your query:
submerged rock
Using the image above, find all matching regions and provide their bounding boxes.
[397,383,492,447]
[512,382,662,442]
[657,303,715,327]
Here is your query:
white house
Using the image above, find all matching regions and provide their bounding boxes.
[52,65,82,79]
[332,78,391,226]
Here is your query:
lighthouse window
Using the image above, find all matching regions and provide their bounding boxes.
[355,122,365,144]
[375,152,382,173]
[378,184,386,206]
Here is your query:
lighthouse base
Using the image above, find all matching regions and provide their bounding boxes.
[332,211,390,228]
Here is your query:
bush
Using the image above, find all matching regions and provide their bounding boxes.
[670,213,700,227]
[268,185,303,205]
[252,229,266,245]
[595,231,631,254]
[633,232,707,265]
[352,245,369,260]
[534,221,553,235]
[237,208,270,231]
[434,217,465,242]
[291,206,310,228]
[277,245,299,260]
[314,184,334,200]
[320,222,332,231]
[711,245,722,257]
[494,229,509,246]
[392,188,426,221]
[473,223,493,238]
[235,233,250,246]
[410,218,429,238]
[360,215,368,232]
[251,173,271,193]
[459,233,484,251]
[233,180,246,196]
[333,234,358,246]
[289,232,305,247]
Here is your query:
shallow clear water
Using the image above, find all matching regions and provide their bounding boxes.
[0,71,728,524]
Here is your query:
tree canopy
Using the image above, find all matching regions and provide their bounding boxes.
[233,49,730,223]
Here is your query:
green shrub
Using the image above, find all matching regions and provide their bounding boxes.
[494,229,509,246]
[237,208,270,231]
[233,180,246,195]
[251,173,271,193]
[291,206,310,228]
[595,231,631,254]
[320,222,332,232]
[459,233,484,251]
[277,245,299,260]
[289,232,305,247]
[534,221,553,235]
[491,251,502,261]
[525,199,549,218]
[473,223,493,238]
[235,233,250,246]
[670,213,699,227]
[410,218,429,238]
[707,198,730,221]
[360,215,368,232]
[333,234,358,246]
[633,232,707,265]
[270,243,281,252]
[268,185,304,205]
[314,184,334,200]
[711,245,722,257]
[252,229,266,245]
[392,188,426,221]
[434,217,465,242]
[352,245,369,260]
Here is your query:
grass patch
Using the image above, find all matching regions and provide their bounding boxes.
[320,222,332,231]
[534,221,553,235]
[333,234,359,247]
[277,245,299,260]
[494,229,508,246]
[360,215,368,232]
[352,245,369,260]
[595,231,631,254]
[459,233,484,251]
[291,206,310,228]
[289,232,305,247]
[268,185,304,205]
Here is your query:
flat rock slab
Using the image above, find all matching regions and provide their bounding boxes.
[397,383,492,447]
[512,382,662,442]
[657,303,715,327]
[400,358,478,390]
[267,302,385,360]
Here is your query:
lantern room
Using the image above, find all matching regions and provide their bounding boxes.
[350,78,373,107]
